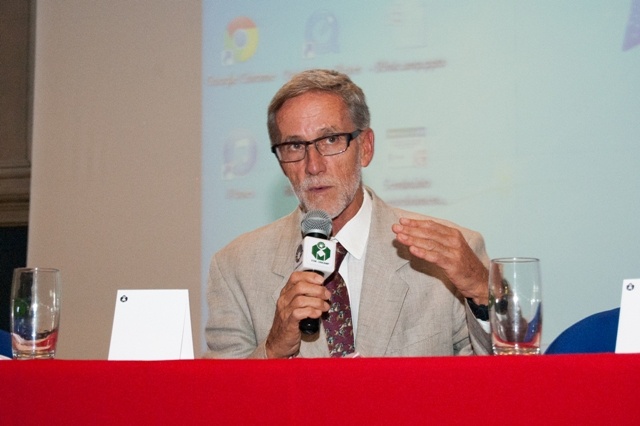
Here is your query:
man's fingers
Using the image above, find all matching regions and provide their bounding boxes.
[397,218,458,243]
[268,272,331,358]
[281,272,330,300]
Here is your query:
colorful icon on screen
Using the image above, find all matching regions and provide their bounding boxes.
[622,0,640,51]
[222,16,259,64]
[303,10,339,58]
[222,130,257,180]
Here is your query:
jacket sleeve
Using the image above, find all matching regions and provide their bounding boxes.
[203,252,267,359]
[463,228,492,355]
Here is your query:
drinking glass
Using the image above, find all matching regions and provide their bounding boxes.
[10,267,62,359]
[489,258,542,355]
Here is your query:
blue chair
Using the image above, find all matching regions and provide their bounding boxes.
[0,329,12,358]
[545,308,620,354]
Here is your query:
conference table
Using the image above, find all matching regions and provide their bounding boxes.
[2,354,639,424]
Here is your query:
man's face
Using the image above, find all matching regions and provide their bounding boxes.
[275,91,373,229]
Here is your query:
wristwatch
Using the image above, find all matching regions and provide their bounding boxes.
[466,298,489,321]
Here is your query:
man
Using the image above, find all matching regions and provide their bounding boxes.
[206,69,491,358]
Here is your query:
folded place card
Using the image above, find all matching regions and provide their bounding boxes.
[616,278,640,354]
[108,289,194,360]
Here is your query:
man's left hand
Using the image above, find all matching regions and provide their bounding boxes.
[392,217,489,305]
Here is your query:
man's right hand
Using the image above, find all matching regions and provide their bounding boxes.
[265,271,331,358]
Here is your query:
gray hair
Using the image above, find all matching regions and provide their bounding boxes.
[267,69,370,145]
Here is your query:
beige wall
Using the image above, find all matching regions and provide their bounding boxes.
[29,1,202,359]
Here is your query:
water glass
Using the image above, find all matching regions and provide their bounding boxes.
[10,267,62,359]
[489,258,542,355]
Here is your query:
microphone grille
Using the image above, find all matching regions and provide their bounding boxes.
[301,210,332,238]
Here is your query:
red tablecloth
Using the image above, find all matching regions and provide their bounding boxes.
[2,354,639,425]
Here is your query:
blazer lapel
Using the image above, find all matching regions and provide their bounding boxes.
[270,209,303,297]
[356,193,411,356]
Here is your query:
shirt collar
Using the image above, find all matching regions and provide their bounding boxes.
[333,187,372,260]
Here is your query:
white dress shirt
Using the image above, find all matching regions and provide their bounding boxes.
[333,188,372,340]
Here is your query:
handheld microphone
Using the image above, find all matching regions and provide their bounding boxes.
[298,210,336,335]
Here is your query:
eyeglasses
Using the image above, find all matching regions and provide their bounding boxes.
[271,129,362,163]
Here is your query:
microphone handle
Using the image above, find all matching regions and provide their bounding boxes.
[299,318,320,335]
[299,270,324,335]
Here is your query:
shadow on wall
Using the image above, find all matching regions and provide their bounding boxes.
[0,226,28,331]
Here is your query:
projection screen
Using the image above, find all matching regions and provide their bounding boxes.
[202,0,640,349]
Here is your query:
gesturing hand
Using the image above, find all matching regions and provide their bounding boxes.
[265,271,331,358]
[392,217,489,305]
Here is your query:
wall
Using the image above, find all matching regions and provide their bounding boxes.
[29,1,202,359]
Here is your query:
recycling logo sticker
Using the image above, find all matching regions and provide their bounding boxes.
[312,242,332,262]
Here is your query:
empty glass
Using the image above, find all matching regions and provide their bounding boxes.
[489,258,542,355]
[10,268,62,359]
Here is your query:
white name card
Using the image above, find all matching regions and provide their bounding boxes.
[616,279,640,354]
[108,289,194,360]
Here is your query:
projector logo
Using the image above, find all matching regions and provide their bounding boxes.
[223,16,259,64]
[312,242,332,262]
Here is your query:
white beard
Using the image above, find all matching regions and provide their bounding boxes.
[292,163,362,219]
[294,173,361,218]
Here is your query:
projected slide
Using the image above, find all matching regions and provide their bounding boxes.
[202,0,640,344]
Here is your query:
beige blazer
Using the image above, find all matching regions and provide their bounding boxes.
[205,188,491,358]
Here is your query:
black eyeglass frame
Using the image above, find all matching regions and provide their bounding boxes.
[270,129,363,163]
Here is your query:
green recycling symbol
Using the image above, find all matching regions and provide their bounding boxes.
[312,241,331,261]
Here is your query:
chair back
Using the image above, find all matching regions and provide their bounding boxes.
[545,308,620,354]
[0,329,12,358]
